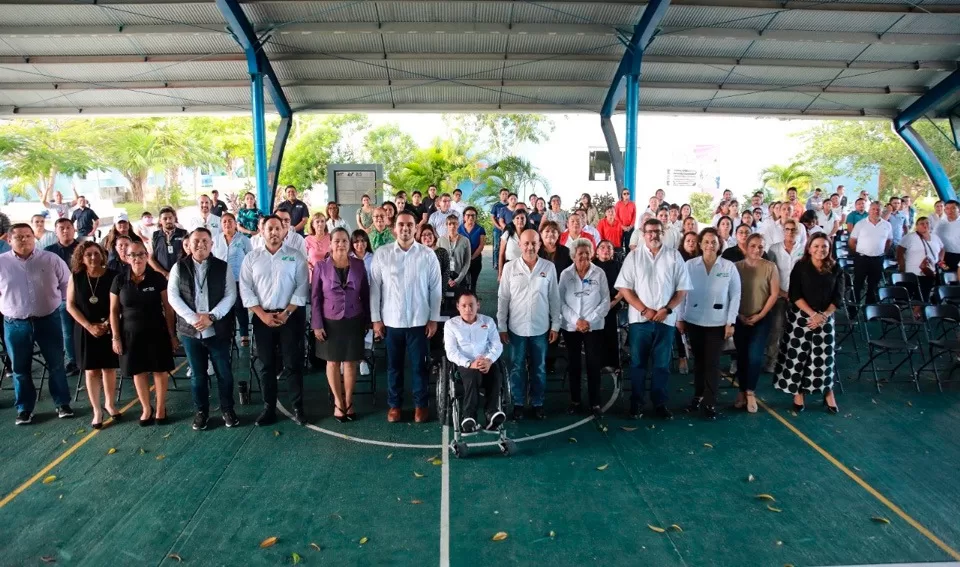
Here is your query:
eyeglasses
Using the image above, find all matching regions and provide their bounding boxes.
[464,213,476,218]
[644,230,663,235]
[128,252,147,259]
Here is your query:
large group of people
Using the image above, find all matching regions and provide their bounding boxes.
[1,181,958,435]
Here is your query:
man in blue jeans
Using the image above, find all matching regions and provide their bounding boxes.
[490,188,509,269]
[167,228,240,431]
[0,224,75,425]
[44,218,80,375]
[615,218,692,420]
[370,210,442,424]
[497,229,561,420]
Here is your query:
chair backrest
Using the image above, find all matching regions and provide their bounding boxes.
[937,285,960,304]
[924,304,960,324]
[865,303,902,323]
[838,257,854,271]
[892,272,919,286]
[943,271,959,285]
[878,285,909,304]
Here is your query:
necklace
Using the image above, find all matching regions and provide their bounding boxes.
[87,270,102,304]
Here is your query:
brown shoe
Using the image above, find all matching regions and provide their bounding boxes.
[414,407,429,423]
[387,407,402,422]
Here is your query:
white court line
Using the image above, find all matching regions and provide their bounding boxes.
[275,379,621,450]
[439,425,451,567]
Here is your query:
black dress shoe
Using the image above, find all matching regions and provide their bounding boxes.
[533,406,546,420]
[566,402,581,415]
[654,406,673,420]
[139,407,154,427]
[628,404,643,420]
[792,403,805,412]
[701,405,719,420]
[292,408,308,426]
[823,400,839,414]
[255,409,277,426]
[684,397,703,413]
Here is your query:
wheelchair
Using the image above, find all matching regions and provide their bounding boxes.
[435,356,516,458]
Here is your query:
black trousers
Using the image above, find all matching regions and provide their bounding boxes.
[468,256,483,293]
[601,308,620,368]
[686,324,725,407]
[562,329,603,407]
[853,254,884,305]
[252,309,306,411]
[459,363,502,422]
[945,251,960,272]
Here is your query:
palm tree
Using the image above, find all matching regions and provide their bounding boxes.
[760,161,815,193]
[475,155,549,203]
[399,138,480,194]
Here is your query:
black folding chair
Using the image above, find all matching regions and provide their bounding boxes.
[937,285,960,307]
[878,285,925,343]
[856,304,920,392]
[941,271,958,286]
[891,272,927,304]
[833,295,861,365]
[917,305,960,392]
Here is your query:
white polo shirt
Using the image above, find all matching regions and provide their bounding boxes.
[767,241,804,293]
[678,256,741,327]
[443,314,503,368]
[850,217,892,257]
[557,263,610,332]
[899,232,943,276]
[935,217,960,254]
[816,210,839,233]
[183,213,222,236]
[496,256,561,336]
[614,244,692,327]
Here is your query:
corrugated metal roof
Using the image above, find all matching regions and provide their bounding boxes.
[273,59,390,81]
[765,11,904,33]
[660,6,778,29]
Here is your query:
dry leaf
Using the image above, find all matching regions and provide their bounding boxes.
[703,443,714,449]
[777,541,783,546]
[548,530,556,538]
[163,432,172,439]
[431,458,442,466]
[755,494,776,501]
[387,453,393,459]
[871,398,877,404]
[871,517,891,524]
[274,430,281,437]
[491,532,508,541]
[789,411,798,417]
[785,564,795,567]
[42,475,56,485]
[620,426,637,432]
[426,455,439,462]
[40,557,56,564]
[139,447,146,455]
[568,437,577,443]
[292,552,302,565]
[647,525,666,533]
[168,553,182,562]
[310,543,321,552]
[767,505,783,513]
[359,537,369,545]
[906,401,913,407]
[155,455,165,461]
[413,472,424,478]
[260,536,278,548]
[747,474,755,483]
[75,428,85,435]
[410,499,423,504]
[669,524,683,532]
[596,463,609,471]
[107,448,117,455]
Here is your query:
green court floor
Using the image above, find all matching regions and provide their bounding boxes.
[1,253,959,566]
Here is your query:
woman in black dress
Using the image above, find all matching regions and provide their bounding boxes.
[66,242,121,429]
[109,241,178,426]
[593,240,623,370]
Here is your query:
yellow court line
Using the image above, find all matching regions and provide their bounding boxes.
[759,398,960,561]
[0,363,185,509]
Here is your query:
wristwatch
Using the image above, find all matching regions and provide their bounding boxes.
[209,314,218,322]
[665,307,673,315]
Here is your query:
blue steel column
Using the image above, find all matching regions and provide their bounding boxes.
[250,72,270,209]
[892,68,960,202]
[623,73,640,197]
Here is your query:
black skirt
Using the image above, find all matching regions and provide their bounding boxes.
[315,316,367,362]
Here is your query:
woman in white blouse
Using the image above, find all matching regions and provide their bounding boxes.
[676,227,741,420]
[558,240,611,416]
[497,209,528,281]
[897,216,946,306]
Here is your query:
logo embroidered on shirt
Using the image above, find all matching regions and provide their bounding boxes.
[539,272,546,277]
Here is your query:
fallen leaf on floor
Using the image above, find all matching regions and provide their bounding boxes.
[432,458,442,466]
[61,439,67,445]
[310,543,321,552]
[273,430,281,437]
[871,399,877,404]
[620,426,637,432]
[703,443,714,449]
[767,505,782,513]
[853,466,862,472]
[139,447,146,455]
[387,453,393,459]
[259,536,278,548]
[648,424,656,430]
[359,537,369,545]
[871,517,890,524]
[906,401,913,407]
[167,553,182,562]
[568,437,577,443]
[74,428,85,435]
[776,541,783,546]
[414,472,424,478]
[155,455,165,461]
[492,532,508,541]
[163,432,172,439]
[647,525,665,533]
[58,494,63,500]
[426,454,438,462]
[785,564,795,567]
[670,524,683,532]
[548,531,556,538]
[789,411,798,417]
[42,475,56,484]
[292,552,302,565]
[747,474,755,482]
[755,494,776,501]
[107,448,117,455]
[40,557,56,564]
[596,463,609,471]
[410,500,423,505]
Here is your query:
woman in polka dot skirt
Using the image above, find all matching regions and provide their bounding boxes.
[773,233,845,414]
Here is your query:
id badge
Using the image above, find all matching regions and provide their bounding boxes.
[167,245,174,254]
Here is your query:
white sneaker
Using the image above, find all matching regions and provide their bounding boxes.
[186,367,193,377]
[360,361,371,376]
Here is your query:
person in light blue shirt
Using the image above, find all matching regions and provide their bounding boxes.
[885,196,908,255]
[212,213,252,346]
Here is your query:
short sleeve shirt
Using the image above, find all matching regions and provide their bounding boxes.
[71,207,99,237]
[276,199,309,233]
[458,223,486,253]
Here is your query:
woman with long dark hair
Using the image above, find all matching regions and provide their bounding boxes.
[773,233,843,414]
[579,193,599,226]
[498,209,529,280]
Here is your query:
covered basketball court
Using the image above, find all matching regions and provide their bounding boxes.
[1,1,959,565]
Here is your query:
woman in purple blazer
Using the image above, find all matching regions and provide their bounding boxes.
[311,227,371,422]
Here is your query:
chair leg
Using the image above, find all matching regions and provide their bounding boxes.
[116,374,124,403]
[74,372,84,402]
[907,352,920,393]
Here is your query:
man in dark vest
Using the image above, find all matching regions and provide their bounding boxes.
[166,227,239,430]
[149,206,189,278]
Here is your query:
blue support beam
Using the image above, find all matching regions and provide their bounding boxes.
[892,68,960,201]
[599,0,672,200]
[216,0,293,214]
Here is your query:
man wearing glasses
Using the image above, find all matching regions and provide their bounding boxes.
[614,189,636,250]
[615,218,692,420]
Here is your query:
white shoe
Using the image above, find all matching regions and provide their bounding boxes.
[186,367,193,377]
[360,361,371,376]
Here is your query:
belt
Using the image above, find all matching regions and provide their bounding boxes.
[263,308,285,313]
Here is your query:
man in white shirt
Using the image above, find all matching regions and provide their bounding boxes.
[443,291,506,432]
[575,209,602,243]
[272,209,308,258]
[816,198,840,238]
[428,194,462,230]
[849,201,892,306]
[167,228,239,431]
[656,208,681,251]
[615,218,692,420]
[31,214,58,250]
[370,210,442,424]
[239,215,310,427]
[183,195,222,236]
[497,229,561,420]
[450,189,467,216]
[935,200,960,270]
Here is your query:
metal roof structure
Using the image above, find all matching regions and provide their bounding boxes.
[0,0,958,118]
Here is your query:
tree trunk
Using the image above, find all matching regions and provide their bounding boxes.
[125,171,147,204]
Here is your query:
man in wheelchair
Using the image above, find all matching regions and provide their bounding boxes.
[443,290,506,433]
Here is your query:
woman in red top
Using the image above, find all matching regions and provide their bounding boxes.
[597,206,622,246]
[613,188,636,249]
